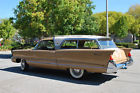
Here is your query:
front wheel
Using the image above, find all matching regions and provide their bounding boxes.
[21,59,29,71]
[69,68,84,79]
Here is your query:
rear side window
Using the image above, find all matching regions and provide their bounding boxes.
[61,40,77,49]
[79,40,99,49]
[61,40,99,49]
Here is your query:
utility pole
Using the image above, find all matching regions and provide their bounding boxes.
[106,0,109,38]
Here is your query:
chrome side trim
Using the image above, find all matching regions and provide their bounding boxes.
[27,60,109,69]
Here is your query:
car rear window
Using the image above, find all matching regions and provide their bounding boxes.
[98,39,117,49]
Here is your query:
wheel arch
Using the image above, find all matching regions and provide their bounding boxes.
[16,58,21,63]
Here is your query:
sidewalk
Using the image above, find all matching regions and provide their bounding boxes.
[0,51,12,59]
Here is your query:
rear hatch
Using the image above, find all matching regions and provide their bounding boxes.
[112,48,127,64]
[97,39,127,64]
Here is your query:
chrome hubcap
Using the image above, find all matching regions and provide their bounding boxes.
[21,60,25,70]
[73,69,81,73]
[70,68,84,79]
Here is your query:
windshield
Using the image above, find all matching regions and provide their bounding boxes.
[98,39,117,49]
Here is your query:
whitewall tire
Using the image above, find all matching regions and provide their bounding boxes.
[21,59,29,71]
[69,68,84,79]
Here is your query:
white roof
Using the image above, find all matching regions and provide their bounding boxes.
[54,35,106,40]
[53,35,108,49]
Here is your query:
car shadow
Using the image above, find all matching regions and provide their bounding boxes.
[0,54,12,59]
[0,66,117,86]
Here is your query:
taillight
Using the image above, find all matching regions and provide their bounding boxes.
[109,55,113,61]
[128,52,131,57]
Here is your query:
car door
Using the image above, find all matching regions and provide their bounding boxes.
[27,40,57,69]
[56,39,111,73]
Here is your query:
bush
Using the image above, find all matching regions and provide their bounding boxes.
[0,45,13,50]
[116,43,136,48]
[11,42,35,50]
[134,40,139,43]
[138,43,140,49]
[0,39,13,50]
[1,39,13,46]
[0,39,37,50]
[117,46,125,48]
[11,42,23,50]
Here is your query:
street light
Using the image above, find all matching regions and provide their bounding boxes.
[106,0,109,38]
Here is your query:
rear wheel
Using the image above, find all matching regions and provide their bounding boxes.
[21,59,29,71]
[69,68,84,79]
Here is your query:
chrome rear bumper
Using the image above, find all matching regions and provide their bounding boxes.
[125,57,133,66]
[106,61,117,74]
[107,57,133,73]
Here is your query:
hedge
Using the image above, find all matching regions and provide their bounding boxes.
[116,43,137,48]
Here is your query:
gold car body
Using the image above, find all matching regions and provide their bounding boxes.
[11,35,133,73]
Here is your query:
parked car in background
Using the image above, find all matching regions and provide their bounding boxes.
[11,35,133,79]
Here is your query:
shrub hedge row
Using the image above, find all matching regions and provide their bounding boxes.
[0,40,36,51]
[0,40,140,50]
[116,43,137,48]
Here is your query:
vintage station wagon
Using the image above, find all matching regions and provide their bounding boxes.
[11,35,133,79]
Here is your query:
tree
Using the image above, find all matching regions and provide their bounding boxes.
[14,0,46,39]
[93,11,137,39]
[0,19,16,40]
[14,0,98,39]
[93,11,124,36]
[113,16,129,38]
[127,4,140,19]
[131,18,140,36]
[127,4,140,41]
[125,14,135,31]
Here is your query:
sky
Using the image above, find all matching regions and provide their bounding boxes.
[0,0,140,19]
[93,0,140,14]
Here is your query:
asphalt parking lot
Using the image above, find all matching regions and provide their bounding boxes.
[0,50,140,93]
